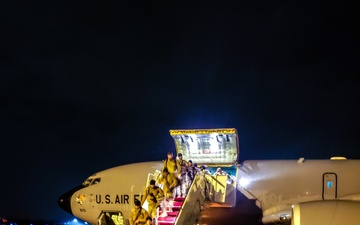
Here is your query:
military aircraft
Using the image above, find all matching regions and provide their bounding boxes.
[59,128,360,225]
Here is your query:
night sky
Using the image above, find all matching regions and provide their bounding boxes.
[1,1,359,221]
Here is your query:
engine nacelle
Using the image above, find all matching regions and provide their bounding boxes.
[262,208,292,224]
[292,200,360,225]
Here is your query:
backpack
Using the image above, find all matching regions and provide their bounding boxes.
[164,158,176,172]
[147,187,157,203]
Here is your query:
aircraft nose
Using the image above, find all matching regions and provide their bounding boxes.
[58,185,83,214]
[58,191,73,214]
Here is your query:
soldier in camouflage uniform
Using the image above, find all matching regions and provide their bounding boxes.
[174,153,189,197]
[129,199,149,225]
[141,180,164,220]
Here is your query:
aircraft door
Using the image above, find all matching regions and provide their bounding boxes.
[322,173,337,200]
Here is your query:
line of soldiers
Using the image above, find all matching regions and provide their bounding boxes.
[156,152,198,217]
[129,152,199,225]
[161,152,198,198]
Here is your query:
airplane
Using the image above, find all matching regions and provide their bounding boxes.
[58,128,360,225]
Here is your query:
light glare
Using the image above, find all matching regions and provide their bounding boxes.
[239,178,250,187]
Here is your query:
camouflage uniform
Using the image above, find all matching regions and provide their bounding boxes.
[157,169,179,214]
[129,205,149,225]
[175,157,189,197]
[141,184,164,219]
[162,158,180,175]
[158,171,179,197]
[187,161,197,181]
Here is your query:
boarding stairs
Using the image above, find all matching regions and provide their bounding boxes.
[145,170,205,225]
[157,196,185,225]
[153,128,239,225]
[146,168,237,225]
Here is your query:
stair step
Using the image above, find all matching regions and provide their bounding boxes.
[157,216,176,225]
[158,211,178,217]
[173,201,183,206]
[174,197,185,201]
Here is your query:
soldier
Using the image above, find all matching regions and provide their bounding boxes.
[200,165,211,176]
[175,153,189,197]
[141,179,164,220]
[187,160,197,181]
[129,199,149,225]
[157,168,179,216]
[162,152,180,175]
[213,167,227,176]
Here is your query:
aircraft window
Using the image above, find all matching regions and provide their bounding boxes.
[327,181,333,188]
[82,178,101,186]
[93,178,101,184]
[82,178,93,187]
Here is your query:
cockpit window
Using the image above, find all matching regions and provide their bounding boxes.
[93,178,101,184]
[82,177,101,186]
[82,178,93,187]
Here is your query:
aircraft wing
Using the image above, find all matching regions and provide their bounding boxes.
[237,159,360,224]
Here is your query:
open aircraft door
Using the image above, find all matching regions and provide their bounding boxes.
[170,128,238,166]
[170,128,239,206]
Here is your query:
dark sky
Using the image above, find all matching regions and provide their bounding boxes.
[1,1,359,221]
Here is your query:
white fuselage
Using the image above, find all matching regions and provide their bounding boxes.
[59,158,360,225]
[237,159,360,219]
[67,161,163,224]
